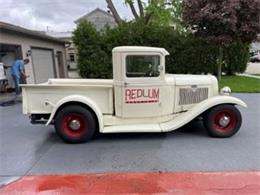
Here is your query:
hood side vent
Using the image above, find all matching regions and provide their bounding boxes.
[179,88,208,105]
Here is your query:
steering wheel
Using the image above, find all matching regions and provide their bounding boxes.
[145,64,154,77]
[145,70,153,77]
[145,64,160,77]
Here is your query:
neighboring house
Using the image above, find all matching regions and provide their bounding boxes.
[0,21,67,89]
[251,43,260,54]
[75,8,117,30]
[251,34,260,54]
[47,31,77,69]
[46,8,117,78]
[246,34,260,74]
[47,31,79,78]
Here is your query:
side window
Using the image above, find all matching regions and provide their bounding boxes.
[69,53,75,62]
[126,55,160,78]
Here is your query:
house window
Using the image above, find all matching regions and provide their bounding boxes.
[126,55,160,78]
[69,53,75,62]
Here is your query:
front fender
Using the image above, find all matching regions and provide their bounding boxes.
[45,95,103,132]
[197,95,247,109]
[161,95,247,132]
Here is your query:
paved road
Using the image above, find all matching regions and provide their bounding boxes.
[0,94,259,185]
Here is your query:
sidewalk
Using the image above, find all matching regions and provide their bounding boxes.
[1,171,260,194]
[237,73,260,79]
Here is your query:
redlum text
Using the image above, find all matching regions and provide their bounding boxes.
[125,88,160,101]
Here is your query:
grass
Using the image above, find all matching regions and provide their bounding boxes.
[219,76,260,93]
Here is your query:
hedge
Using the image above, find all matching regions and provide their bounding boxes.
[73,21,249,79]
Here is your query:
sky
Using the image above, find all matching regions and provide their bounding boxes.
[0,0,135,32]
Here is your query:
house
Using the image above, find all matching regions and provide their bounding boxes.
[46,8,117,78]
[46,31,79,78]
[251,34,260,54]
[0,21,67,89]
[75,8,117,30]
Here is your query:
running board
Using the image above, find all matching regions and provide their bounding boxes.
[102,124,162,133]
[102,111,197,134]
[102,96,247,134]
[102,113,187,133]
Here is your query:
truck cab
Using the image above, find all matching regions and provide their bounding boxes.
[113,46,173,118]
[21,46,247,143]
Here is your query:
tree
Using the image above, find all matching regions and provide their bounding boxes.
[73,21,112,78]
[106,0,183,29]
[106,0,123,24]
[73,20,248,78]
[183,0,260,80]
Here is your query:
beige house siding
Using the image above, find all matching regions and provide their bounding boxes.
[83,11,117,30]
[1,31,67,84]
[61,36,78,70]
[251,42,260,53]
[47,31,80,78]
[75,8,117,31]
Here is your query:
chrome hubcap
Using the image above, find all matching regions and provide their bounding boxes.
[69,119,81,131]
[219,116,230,127]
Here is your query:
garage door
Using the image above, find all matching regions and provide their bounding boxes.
[31,48,55,83]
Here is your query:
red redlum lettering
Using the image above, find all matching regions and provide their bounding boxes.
[125,88,160,102]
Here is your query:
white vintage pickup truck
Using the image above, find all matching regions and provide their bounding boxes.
[21,46,247,143]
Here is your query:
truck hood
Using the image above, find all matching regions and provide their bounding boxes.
[166,74,217,86]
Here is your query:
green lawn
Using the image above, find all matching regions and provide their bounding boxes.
[219,76,260,93]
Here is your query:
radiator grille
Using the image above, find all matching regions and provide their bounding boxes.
[179,88,208,105]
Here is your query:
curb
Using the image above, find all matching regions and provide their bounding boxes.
[1,171,260,194]
[0,176,20,188]
[237,73,260,79]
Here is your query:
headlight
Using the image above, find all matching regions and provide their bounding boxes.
[220,86,231,95]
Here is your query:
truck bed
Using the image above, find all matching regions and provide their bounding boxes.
[21,79,114,115]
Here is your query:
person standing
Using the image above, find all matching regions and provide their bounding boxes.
[11,59,29,97]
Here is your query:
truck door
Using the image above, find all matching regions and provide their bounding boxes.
[116,53,166,118]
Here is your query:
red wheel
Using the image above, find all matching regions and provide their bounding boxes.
[62,113,87,138]
[55,105,96,143]
[204,105,242,138]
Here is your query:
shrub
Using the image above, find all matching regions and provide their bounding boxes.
[73,21,112,78]
[223,42,250,75]
[165,35,219,74]
[73,21,249,78]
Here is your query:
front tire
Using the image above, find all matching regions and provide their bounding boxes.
[55,105,96,143]
[204,105,242,138]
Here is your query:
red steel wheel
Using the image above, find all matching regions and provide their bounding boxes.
[55,105,97,143]
[204,105,242,138]
[61,113,87,138]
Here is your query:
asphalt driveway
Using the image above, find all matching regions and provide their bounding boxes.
[0,93,259,185]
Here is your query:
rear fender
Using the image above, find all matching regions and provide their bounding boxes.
[161,95,247,132]
[46,95,103,132]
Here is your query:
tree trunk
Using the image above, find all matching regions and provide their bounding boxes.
[106,0,122,24]
[128,1,139,19]
[137,0,144,17]
[217,47,224,81]
[144,12,153,24]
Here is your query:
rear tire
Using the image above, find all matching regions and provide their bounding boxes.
[55,105,96,143]
[204,105,242,138]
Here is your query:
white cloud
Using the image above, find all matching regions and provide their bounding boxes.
[0,0,134,32]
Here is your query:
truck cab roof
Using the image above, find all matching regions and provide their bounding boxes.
[112,46,169,56]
